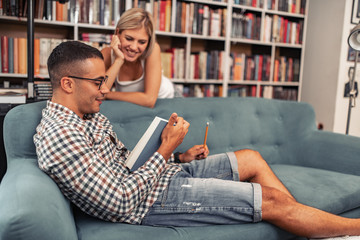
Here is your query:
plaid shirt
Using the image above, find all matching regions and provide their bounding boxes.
[34,101,181,224]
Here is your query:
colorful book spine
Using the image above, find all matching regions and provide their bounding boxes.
[1,36,9,73]
[18,38,27,74]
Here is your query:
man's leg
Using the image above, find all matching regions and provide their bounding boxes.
[262,186,360,238]
[234,149,360,238]
[234,149,294,199]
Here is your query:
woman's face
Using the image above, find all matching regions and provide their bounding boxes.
[118,27,149,62]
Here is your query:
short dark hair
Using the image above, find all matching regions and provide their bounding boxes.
[47,41,104,89]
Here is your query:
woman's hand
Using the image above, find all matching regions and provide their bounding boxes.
[111,34,125,63]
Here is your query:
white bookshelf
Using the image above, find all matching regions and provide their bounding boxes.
[0,0,308,100]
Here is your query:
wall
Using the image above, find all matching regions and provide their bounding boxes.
[302,0,360,137]
[334,0,360,136]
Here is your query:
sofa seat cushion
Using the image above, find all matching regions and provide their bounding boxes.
[272,164,360,214]
[74,164,360,240]
[74,209,295,240]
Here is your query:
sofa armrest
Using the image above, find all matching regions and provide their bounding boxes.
[296,130,360,176]
[0,158,78,240]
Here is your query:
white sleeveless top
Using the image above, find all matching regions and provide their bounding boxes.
[114,59,174,98]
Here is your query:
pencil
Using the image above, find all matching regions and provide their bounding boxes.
[203,122,209,147]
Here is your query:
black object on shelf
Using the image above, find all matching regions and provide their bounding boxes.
[0,104,20,182]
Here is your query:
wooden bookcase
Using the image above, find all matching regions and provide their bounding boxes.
[0,0,308,101]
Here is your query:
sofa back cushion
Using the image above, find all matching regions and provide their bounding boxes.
[4,97,317,166]
[100,97,317,165]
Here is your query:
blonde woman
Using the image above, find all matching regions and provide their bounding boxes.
[101,8,175,108]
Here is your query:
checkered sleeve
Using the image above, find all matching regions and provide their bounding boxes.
[37,124,168,219]
[167,153,175,163]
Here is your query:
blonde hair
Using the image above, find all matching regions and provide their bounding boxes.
[116,8,155,60]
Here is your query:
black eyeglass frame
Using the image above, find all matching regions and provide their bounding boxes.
[68,75,108,90]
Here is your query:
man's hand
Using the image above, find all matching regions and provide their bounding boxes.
[179,145,209,163]
[157,113,190,161]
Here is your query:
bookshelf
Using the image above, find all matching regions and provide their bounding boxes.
[0,0,308,101]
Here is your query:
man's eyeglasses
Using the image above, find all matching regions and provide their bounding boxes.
[68,75,108,90]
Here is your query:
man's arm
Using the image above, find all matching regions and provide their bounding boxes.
[157,113,190,160]
[36,125,168,218]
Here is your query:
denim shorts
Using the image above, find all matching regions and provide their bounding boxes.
[141,152,262,227]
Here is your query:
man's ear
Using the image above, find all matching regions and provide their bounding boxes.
[60,77,74,93]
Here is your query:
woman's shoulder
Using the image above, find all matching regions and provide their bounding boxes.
[101,47,112,67]
[146,42,161,61]
[101,46,111,56]
[153,42,160,52]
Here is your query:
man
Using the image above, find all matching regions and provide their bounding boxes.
[34,41,360,239]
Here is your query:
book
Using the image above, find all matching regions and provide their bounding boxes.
[126,116,168,171]
[1,36,8,73]
[34,38,40,75]
[0,90,27,104]
[18,38,27,74]
[8,37,13,73]
[13,38,18,73]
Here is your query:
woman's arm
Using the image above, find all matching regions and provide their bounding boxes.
[105,43,163,108]
[101,35,125,89]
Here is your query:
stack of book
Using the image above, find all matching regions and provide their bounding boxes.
[0,88,27,104]
[34,81,52,101]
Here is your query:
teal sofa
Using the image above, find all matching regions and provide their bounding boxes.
[1,97,360,240]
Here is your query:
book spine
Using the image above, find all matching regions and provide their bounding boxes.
[1,36,8,73]
[34,38,40,76]
[99,0,104,25]
[18,38,27,74]
[56,2,63,21]
[8,37,13,73]
[13,37,18,73]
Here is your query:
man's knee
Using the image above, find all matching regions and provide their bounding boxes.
[235,149,267,168]
[261,186,296,221]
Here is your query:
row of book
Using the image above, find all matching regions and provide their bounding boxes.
[266,0,306,14]
[234,0,264,8]
[0,35,108,76]
[161,48,185,79]
[231,12,260,40]
[229,53,300,82]
[189,50,225,80]
[162,49,226,81]
[174,2,226,37]
[277,0,307,14]
[1,36,27,74]
[228,85,256,97]
[79,33,112,45]
[0,36,64,76]
[0,0,147,26]
[273,56,300,82]
[263,14,304,44]
[1,0,75,21]
[228,85,298,100]
[153,0,171,32]
[264,86,298,100]
[230,53,271,81]
[175,84,223,98]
